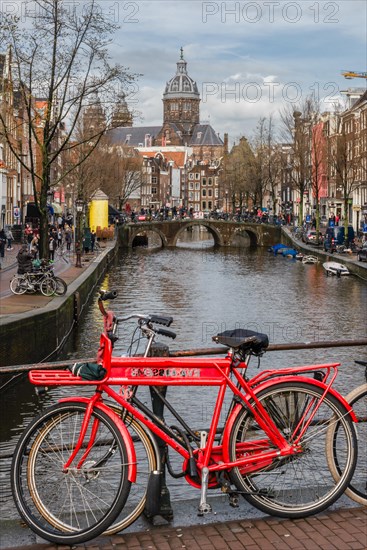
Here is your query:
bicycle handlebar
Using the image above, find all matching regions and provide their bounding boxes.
[97,288,176,343]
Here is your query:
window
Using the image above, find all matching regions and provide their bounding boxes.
[202,201,207,210]
[202,178,206,186]
[208,189,212,197]
[202,189,207,197]
[189,182,194,190]
[152,176,157,184]
[152,187,157,195]
[195,182,200,190]
[208,201,212,209]
[208,178,213,185]
[189,173,194,180]
[195,173,200,180]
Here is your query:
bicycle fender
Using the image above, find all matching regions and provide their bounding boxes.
[58,397,137,483]
[251,376,358,422]
[221,376,358,463]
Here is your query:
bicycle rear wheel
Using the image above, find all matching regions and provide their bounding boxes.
[11,402,131,545]
[228,381,357,518]
[104,408,158,534]
[326,384,367,505]
[10,275,27,294]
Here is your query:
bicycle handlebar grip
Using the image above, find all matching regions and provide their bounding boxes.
[100,290,118,301]
[156,328,176,340]
[150,315,173,327]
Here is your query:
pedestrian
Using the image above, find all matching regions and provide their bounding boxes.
[49,235,56,261]
[65,230,72,251]
[90,230,96,252]
[57,228,63,248]
[25,224,34,251]
[0,228,6,259]
[17,244,33,274]
[5,226,14,249]
[30,234,40,258]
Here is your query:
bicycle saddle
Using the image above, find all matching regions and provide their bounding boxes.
[212,329,269,355]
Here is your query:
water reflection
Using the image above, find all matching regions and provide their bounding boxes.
[1,232,366,518]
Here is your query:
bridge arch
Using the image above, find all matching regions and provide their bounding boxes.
[232,226,258,246]
[172,221,223,247]
[129,226,168,248]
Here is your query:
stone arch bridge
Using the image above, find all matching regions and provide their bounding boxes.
[119,220,281,248]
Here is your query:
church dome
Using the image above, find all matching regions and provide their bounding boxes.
[163,51,200,100]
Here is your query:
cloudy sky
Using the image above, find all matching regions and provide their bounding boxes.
[107,0,366,143]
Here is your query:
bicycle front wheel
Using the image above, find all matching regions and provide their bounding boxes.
[326,383,367,505]
[40,277,56,296]
[10,275,27,294]
[12,402,131,545]
[54,276,67,296]
[228,381,357,518]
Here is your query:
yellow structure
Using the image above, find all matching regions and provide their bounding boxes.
[89,189,109,232]
[341,70,367,79]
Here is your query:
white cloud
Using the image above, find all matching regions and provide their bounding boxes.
[110,0,366,141]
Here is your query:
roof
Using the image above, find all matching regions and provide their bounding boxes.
[109,123,223,148]
[136,149,189,169]
[108,126,162,147]
[189,124,224,146]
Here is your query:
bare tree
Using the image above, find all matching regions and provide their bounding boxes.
[310,120,328,242]
[280,96,318,225]
[329,115,364,242]
[224,136,255,213]
[0,0,136,257]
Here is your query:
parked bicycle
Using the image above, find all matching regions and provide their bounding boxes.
[10,261,67,296]
[11,290,358,545]
[10,270,57,297]
[327,359,366,506]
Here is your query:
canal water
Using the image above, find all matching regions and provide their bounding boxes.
[1,228,367,519]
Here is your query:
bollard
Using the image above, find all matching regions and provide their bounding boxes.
[145,342,173,522]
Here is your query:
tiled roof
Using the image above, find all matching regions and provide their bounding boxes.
[136,149,188,168]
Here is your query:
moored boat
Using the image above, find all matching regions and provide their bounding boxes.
[281,248,298,258]
[302,255,319,264]
[323,262,350,277]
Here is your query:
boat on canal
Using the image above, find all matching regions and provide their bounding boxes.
[323,261,350,277]
[302,255,319,264]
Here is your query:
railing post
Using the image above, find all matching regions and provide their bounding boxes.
[146,342,173,522]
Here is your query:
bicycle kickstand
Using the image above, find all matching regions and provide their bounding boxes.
[198,466,212,516]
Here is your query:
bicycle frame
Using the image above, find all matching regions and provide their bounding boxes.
[29,333,357,486]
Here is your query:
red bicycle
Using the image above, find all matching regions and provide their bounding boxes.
[11,290,358,545]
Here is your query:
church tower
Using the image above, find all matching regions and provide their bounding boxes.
[163,48,200,130]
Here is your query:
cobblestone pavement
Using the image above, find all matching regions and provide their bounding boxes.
[2,506,366,550]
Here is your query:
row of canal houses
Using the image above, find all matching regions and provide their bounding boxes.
[1,44,367,232]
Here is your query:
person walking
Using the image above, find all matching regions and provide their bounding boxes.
[0,229,6,260]
[5,226,14,250]
[49,235,56,261]
[30,234,40,259]
[65,230,72,251]
[90,231,96,253]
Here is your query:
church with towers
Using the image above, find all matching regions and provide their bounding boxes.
[108,49,226,211]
